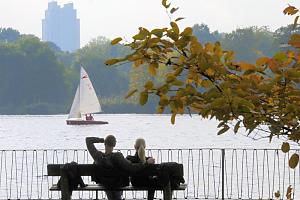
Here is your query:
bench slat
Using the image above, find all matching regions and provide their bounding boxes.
[50,184,187,191]
[47,164,95,176]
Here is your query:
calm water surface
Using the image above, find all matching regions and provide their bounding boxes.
[0,114,286,150]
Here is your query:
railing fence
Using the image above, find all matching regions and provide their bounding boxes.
[0,148,299,199]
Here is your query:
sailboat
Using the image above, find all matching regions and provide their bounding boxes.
[66,67,108,125]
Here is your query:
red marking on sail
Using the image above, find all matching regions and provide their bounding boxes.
[81,75,88,79]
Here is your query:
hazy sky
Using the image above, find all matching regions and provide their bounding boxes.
[0,0,299,47]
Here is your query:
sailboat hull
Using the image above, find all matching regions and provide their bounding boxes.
[66,120,108,125]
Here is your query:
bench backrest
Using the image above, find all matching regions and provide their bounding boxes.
[47,164,95,176]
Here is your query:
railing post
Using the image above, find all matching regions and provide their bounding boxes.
[222,149,225,200]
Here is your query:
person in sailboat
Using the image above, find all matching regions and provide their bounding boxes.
[85,114,94,121]
[89,114,94,121]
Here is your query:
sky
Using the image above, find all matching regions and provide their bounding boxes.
[0,0,299,47]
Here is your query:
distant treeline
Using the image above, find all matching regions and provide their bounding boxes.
[0,24,298,114]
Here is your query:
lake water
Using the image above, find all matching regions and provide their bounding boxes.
[0,114,288,150]
[0,114,299,199]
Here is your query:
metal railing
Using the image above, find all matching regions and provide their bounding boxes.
[0,148,299,199]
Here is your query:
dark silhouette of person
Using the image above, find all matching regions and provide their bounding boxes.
[126,138,157,200]
[86,135,155,200]
[89,114,94,121]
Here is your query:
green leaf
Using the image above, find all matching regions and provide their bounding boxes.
[175,17,185,22]
[125,89,138,99]
[170,22,180,35]
[105,59,120,65]
[217,121,225,128]
[273,52,287,62]
[171,113,176,124]
[217,125,230,135]
[210,98,226,108]
[281,142,290,153]
[289,153,299,169]
[133,28,150,40]
[180,27,193,36]
[151,29,164,38]
[201,80,213,88]
[144,81,154,90]
[170,7,179,14]
[148,63,158,76]
[172,80,184,86]
[293,15,299,29]
[139,92,148,105]
[162,0,171,8]
[111,37,122,45]
[234,121,241,134]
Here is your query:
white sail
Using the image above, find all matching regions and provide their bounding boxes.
[79,67,102,115]
[68,86,81,119]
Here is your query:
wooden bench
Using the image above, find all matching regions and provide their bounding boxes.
[47,164,187,200]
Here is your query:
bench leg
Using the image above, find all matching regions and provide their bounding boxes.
[60,168,71,200]
[163,181,172,200]
[147,189,155,200]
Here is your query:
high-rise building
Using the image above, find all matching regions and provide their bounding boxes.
[42,1,80,52]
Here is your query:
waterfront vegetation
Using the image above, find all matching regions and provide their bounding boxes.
[0,21,299,115]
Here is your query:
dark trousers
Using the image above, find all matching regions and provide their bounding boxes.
[105,191,122,200]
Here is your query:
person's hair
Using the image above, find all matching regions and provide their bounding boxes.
[104,135,116,147]
[134,138,146,150]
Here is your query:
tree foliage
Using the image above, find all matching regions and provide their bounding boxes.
[73,36,130,98]
[0,34,68,114]
[107,1,300,169]
[0,28,20,43]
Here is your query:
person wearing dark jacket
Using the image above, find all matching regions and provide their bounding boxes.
[126,138,157,200]
[86,135,155,200]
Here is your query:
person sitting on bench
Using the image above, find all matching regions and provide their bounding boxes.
[126,138,157,200]
[86,135,155,200]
